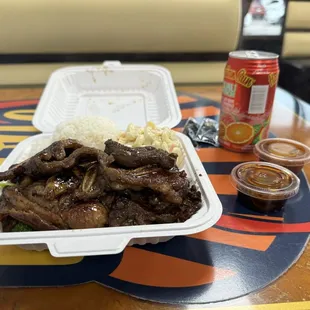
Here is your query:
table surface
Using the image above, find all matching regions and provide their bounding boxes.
[0,85,310,310]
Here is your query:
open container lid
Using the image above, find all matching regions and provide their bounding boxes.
[33,61,182,133]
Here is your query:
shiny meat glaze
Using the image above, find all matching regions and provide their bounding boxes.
[105,139,177,169]
[0,139,202,231]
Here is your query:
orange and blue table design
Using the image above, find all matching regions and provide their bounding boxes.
[0,90,309,307]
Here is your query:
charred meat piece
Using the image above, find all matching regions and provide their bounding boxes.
[62,201,108,229]
[1,204,60,230]
[0,186,109,230]
[17,176,33,188]
[108,193,200,227]
[44,174,80,200]
[99,193,116,211]
[0,139,82,181]
[22,181,60,212]
[104,165,189,204]
[118,188,202,223]
[109,197,156,226]
[0,139,202,231]
[1,186,67,230]
[175,185,202,222]
[125,189,176,214]
[1,216,18,232]
[0,139,113,181]
[105,139,177,169]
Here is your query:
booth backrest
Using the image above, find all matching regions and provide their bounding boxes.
[0,0,241,85]
[283,1,310,58]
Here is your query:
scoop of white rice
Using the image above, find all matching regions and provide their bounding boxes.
[18,117,120,162]
[52,116,120,150]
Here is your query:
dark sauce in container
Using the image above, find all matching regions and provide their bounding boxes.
[254,138,310,174]
[231,162,300,213]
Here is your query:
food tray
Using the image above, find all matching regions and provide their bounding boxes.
[0,62,222,257]
[0,133,222,256]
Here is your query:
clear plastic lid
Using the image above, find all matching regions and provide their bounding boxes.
[254,138,310,167]
[231,162,300,200]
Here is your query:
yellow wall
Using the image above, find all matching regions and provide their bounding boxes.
[0,0,240,53]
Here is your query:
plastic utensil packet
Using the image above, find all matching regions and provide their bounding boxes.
[182,118,199,146]
[195,118,219,147]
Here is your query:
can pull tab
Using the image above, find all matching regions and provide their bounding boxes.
[102,61,121,67]
[245,51,260,58]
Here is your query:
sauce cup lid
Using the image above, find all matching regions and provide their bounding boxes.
[231,161,300,200]
[254,138,310,166]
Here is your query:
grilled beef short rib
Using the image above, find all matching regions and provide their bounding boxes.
[104,139,177,169]
[0,139,202,231]
[0,139,113,180]
[104,165,188,204]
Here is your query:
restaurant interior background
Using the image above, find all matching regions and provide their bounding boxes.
[0,1,310,309]
[0,1,307,105]
[241,0,310,104]
[1,0,310,104]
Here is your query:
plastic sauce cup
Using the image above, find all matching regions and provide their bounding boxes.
[231,162,300,213]
[253,138,310,174]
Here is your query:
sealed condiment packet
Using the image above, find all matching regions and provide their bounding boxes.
[194,118,219,147]
[182,118,199,146]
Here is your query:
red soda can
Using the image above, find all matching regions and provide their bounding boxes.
[219,50,279,152]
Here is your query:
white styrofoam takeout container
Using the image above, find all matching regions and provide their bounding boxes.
[0,62,222,257]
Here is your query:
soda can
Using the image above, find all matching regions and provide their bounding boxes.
[219,50,279,152]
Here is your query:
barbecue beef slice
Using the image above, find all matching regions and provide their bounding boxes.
[104,139,177,169]
[104,165,189,204]
[0,139,202,231]
[0,139,113,180]
[0,140,112,230]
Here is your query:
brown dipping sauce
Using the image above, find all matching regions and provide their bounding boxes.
[254,138,310,174]
[231,162,300,213]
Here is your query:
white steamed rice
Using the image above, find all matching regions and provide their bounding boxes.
[18,117,184,168]
[19,117,120,161]
[52,116,120,150]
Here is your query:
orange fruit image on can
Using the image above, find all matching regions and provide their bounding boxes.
[226,122,254,146]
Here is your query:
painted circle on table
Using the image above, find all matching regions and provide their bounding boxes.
[0,94,309,305]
